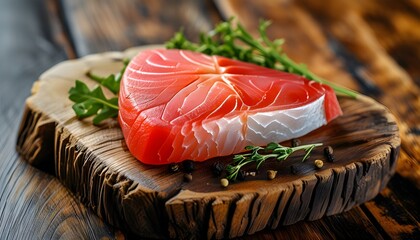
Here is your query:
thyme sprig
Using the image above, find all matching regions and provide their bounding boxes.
[166,18,358,98]
[226,142,322,181]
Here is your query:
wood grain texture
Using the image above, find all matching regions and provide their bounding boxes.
[0,0,116,238]
[0,152,115,240]
[59,0,219,57]
[16,46,400,239]
[295,0,420,189]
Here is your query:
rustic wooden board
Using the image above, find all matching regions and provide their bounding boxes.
[16,46,400,239]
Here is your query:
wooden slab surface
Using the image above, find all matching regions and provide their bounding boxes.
[17,45,400,238]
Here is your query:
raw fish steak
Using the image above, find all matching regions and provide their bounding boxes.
[119,49,342,165]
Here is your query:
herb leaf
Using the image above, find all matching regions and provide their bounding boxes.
[86,59,129,94]
[69,59,129,124]
[166,18,358,98]
[69,80,119,125]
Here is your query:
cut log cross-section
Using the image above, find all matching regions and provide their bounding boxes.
[16,46,400,239]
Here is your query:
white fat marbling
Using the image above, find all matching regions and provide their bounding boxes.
[176,95,326,160]
[246,96,326,146]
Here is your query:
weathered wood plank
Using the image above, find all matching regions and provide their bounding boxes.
[0,152,115,239]
[352,0,420,87]
[59,0,218,56]
[294,0,420,188]
[362,174,420,239]
[0,0,115,238]
[270,206,385,240]
[46,0,77,59]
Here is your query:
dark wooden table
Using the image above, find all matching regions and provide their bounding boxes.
[1,0,419,239]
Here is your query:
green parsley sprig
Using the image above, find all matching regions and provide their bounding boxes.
[226,142,322,181]
[166,18,358,98]
[68,80,119,124]
[68,59,128,124]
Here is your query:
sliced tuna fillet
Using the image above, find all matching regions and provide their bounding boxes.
[119,49,342,165]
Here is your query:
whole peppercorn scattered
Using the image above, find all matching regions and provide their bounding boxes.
[182,160,194,173]
[291,138,301,147]
[183,173,193,182]
[169,163,179,173]
[212,162,225,177]
[220,178,229,188]
[314,159,324,169]
[267,170,277,180]
[324,146,335,162]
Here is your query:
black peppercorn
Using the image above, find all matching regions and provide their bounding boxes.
[212,162,225,177]
[324,146,335,162]
[182,160,194,173]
